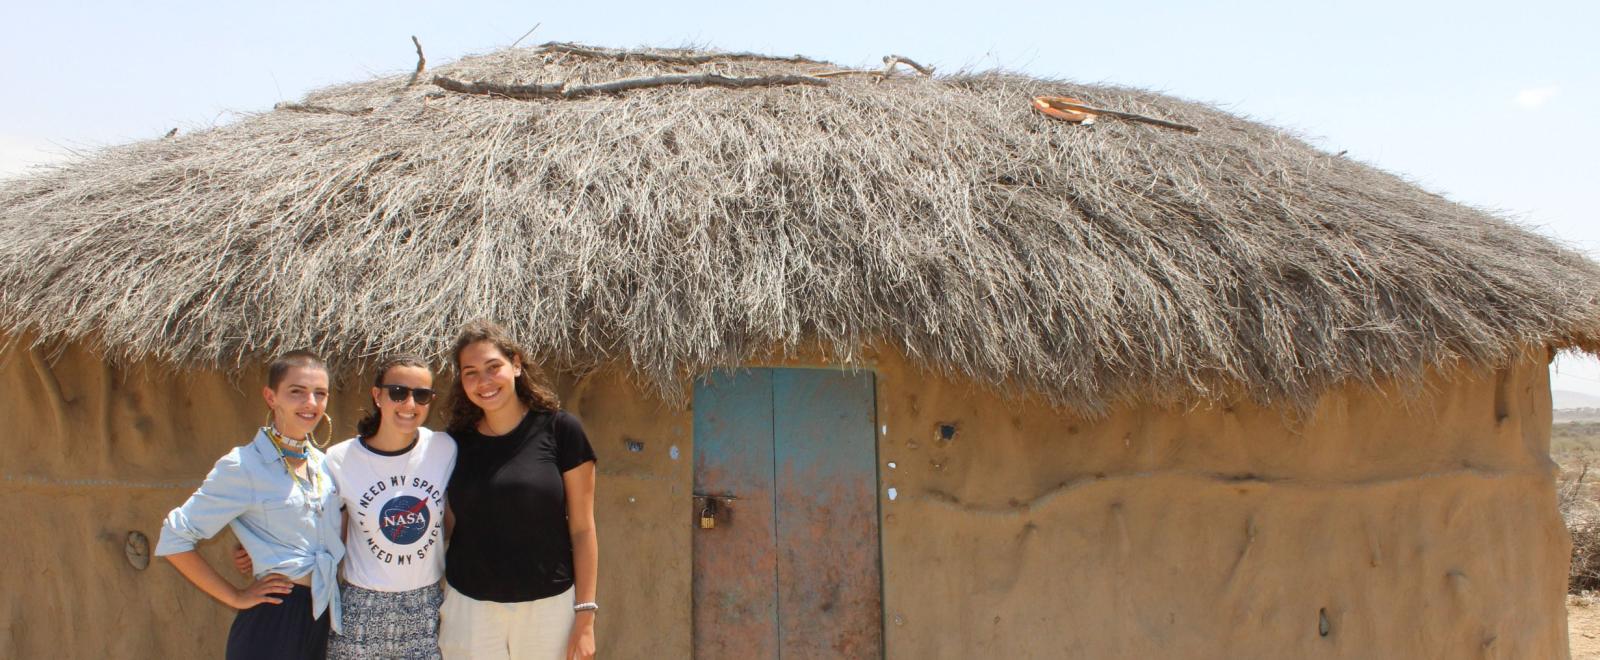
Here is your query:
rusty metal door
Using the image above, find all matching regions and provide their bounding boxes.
[692,368,882,659]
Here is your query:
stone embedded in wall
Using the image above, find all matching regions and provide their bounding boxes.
[124,531,150,570]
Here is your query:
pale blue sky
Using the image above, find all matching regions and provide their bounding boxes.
[3,0,1596,394]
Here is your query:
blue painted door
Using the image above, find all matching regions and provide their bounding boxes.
[693,368,882,659]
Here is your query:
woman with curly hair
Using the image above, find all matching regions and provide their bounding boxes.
[439,320,599,660]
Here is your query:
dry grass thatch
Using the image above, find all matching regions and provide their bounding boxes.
[2,43,1598,408]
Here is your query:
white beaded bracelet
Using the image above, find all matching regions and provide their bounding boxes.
[574,602,599,612]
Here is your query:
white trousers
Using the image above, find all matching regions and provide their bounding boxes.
[439,584,575,660]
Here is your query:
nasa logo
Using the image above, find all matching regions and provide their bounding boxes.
[378,495,430,545]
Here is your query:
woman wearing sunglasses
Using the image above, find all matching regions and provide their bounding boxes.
[439,320,598,660]
[321,354,457,659]
[157,350,345,660]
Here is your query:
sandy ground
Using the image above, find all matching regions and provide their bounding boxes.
[1571,599,1600,659]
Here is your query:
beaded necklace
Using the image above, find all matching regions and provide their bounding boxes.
[263,425,323,511]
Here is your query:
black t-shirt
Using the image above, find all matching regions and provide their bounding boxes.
[446,409,596,602]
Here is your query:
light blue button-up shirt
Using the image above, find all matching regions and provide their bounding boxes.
[157,430,346,632]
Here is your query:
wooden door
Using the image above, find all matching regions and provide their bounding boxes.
[692,368,882,659]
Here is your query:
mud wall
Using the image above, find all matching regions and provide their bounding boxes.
[0,340,690,659]
[872,350,1569,659]
[0,337,1570,659]
[562,367,693,659]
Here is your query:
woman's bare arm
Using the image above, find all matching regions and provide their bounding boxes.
[564,461,598,659]
[166,550,292,610]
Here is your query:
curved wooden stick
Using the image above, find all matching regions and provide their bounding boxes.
[537,42,823,65]
[274,102,373,116]
[433,72,830,100]
[408,36,427,87]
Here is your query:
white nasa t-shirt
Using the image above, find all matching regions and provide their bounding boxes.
[324,428,457,592]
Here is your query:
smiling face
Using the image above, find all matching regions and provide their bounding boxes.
[372,365,433,436]
[262,365,331,439]
[456,340,523,417]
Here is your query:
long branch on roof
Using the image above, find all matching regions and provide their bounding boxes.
[431,73,831,99]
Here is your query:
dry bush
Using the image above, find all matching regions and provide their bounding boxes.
[1561,455,1600,593]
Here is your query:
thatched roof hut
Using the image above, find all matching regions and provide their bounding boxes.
[2,44,1594,658]
[5,44,1596,406]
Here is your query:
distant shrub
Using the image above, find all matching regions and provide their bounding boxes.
[1561,457,1600,593]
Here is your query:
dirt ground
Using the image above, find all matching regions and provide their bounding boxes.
[1571,599,1600,659]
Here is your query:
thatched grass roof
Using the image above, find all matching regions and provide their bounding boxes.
[2,43,1598,408]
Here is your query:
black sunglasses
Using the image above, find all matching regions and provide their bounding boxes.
[380,384,437,405]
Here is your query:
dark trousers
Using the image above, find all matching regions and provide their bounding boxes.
[225,584,330,660]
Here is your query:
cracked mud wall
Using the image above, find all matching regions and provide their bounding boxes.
[1,341,280,658]
[561,367,693,659]
[1,336,1570,659]
[0,340,688,659]
[874,351,1569,659]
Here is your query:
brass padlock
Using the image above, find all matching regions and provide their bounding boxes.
[699,498,717,529]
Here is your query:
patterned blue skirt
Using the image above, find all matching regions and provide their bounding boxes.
[328,582,443,660]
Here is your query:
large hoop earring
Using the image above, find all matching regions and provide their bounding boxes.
[311,413,333,449]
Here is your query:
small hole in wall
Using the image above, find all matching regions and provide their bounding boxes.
[625,439,645,453]
[937,423,957,442]
[1318,608,1330,637]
